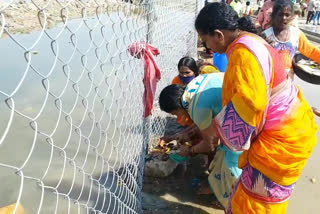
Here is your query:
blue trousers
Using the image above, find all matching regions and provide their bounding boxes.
[313,11,320,25]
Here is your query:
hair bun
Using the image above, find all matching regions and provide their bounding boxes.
[237,17,257,34]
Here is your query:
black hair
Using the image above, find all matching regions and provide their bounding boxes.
[195,2,257,35]
[159,84,185,113]
[178,56,199,76]
[272,0,294,18]
[238,16,257,34]
[246,1,250,6]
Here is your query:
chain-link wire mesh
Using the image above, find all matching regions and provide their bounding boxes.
[0,0,200,213]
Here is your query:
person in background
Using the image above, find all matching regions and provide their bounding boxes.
[197,59,220,74]
[290,8,301,27]
[300,1,308,17]
[261,0,320,78]
[172,56,199,86]
[255,0,275,33]
[312,0,320,25]
[306,0,316,24]
[213,52,228,72]
[243,1,253,16]
[230,0,243,16]
[195,2,317,213]
[257,0,264,12]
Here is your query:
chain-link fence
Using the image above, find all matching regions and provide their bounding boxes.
[0,0,200,213]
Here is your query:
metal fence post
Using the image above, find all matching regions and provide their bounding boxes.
[137,0,154,212]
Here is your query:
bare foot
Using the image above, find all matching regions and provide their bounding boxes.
[196,180,213,195]
[312,107,320,117]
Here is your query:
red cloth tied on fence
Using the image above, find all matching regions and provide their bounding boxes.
[128,42,161,117]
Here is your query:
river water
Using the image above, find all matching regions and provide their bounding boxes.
[0,11,147,214]
[0,2,198,213]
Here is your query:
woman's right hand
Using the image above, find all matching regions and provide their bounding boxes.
[158,137,168,147]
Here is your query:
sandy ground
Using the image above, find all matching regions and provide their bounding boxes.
[142,156,224,214]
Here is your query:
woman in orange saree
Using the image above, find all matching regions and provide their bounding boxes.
[195,2,318,213]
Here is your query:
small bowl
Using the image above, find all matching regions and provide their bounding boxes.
[293,53,320,85]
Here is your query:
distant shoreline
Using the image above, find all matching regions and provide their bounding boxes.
[1,0,144,37]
